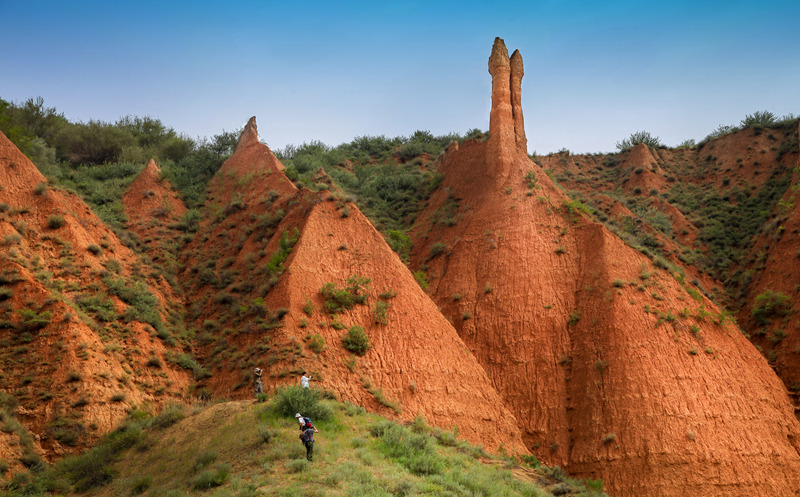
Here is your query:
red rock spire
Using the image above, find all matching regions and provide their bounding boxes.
[487,38,514,167]
[510,49,526,153]
[487,38,528,168]
[235,116,259,151]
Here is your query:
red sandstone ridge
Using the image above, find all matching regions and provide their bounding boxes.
[0,131,191,467]
[179,117,526,452]
[410,38,800,496]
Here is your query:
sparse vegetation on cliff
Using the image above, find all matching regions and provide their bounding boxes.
[751,290,792,324]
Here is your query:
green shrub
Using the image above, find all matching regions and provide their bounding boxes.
[377,423,444,476]
[149,405,185,429]
[167,352,210,380]
[192,450,217,472]
[46,417,86,446]
[104,275,164,332]
[265,227,299,276]
[320,275,370,314]
[257,426,274,444]
[342,325,371,356]
[586,479,605,491]
[33,182,48,195]
[47,214,66,229]
[741,110,777,128]
[16,308,52,331]
[616,131,662,151]
[320,282,355,314]
[74,293,117,322]
[524,170,538,189]
[303,299,315,316]
[413,270,429,290]
[308,334,326,353]
[372,300,390,325]
[58,444,117,492]
[428,242,448,259]
[270,385,333,421]
[386,229,412,262]
[752,290,792,324]
[568,310,581,327]
[128,475,152,495]
[191,463,230,489]
[0,287,13,301]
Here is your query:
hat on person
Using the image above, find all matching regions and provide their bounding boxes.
[295,413,302,418]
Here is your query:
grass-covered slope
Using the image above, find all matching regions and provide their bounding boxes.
[1,388,608,497]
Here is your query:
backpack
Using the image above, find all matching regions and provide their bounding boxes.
[300,417,314,430]
[299,428,315,442]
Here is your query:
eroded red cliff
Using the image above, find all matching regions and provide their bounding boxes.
[177,118,526,452]
[410,38,800,496]
[0,132,191,468]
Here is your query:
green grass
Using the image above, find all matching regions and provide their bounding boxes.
[3,395,607,497]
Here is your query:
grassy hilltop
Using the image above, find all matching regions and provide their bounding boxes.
[2,387,607,497]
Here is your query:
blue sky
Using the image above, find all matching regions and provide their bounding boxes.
[2,0,798,154]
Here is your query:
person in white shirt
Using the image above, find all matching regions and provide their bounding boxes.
[300,371,310,389]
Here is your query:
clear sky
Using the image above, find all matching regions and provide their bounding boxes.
[2,0,798,154]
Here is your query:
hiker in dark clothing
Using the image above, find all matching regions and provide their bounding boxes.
[253,367,263,398]
[295,412,319,461]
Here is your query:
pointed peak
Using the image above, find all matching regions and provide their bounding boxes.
[143,158,161,174]
[489,37,510,74]
[510,49,523,74]
[235,116,259,151]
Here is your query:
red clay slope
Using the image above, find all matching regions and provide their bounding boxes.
[410,38,800,496]
[737,121,800,411]
[122,158,188,274]
[178,118,526,452]
[0,131,191,468]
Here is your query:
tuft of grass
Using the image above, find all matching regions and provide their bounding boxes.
[285,459,308,473]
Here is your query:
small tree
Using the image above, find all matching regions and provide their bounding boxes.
[741,110,777,128]
[616,131,663,151]
[342,326,371,356]
[751,290,792,324]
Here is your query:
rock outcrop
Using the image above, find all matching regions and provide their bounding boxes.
[410,40,800,496]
